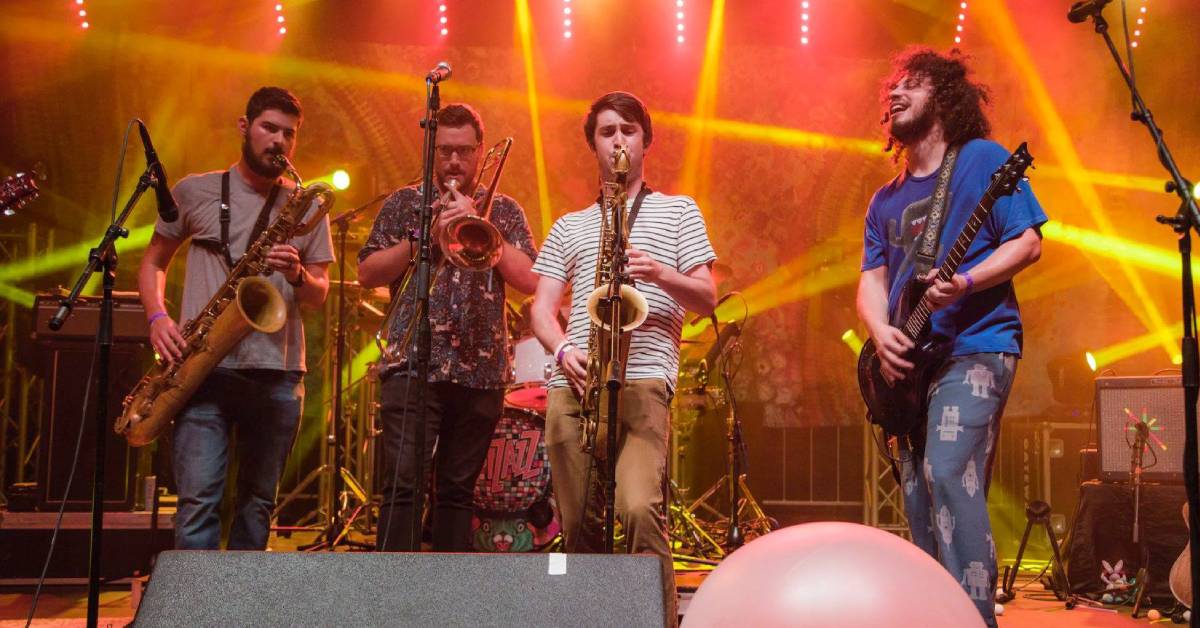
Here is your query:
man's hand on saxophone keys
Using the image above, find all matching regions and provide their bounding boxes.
[149,313,187,365]
[265,244,304,283]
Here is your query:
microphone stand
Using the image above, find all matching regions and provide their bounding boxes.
[47,163,154,628]
[1130,422,1151,616]
[305,192,389,551]
[407,79,440,549]
[1079,8,1200,623]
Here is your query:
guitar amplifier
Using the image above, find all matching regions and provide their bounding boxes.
[32,291,150,342]
[1095,375,1188,483]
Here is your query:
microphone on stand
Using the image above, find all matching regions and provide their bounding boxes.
[426,61,452,84]
[136,120,178,223]
[1067,0,1113,23]
[688,291,739,326]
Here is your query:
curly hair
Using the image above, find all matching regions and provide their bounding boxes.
[879,47,991,160]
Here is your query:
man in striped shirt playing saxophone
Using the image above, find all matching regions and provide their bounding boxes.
[530,91,717,625]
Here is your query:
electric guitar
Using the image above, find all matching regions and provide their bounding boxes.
[0,167,43,216]
[857,143,1033,435]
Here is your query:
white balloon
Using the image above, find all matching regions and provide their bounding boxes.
[683,522,985,628]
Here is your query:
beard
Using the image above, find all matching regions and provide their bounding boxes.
[241,134,285,178]
[889,102,936,148]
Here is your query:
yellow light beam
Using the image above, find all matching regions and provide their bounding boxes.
[683,262,859,339]
[0,224,156,283]
[1093,323,1182,368]
[0,283,36,307]
[977,0,1175,360]
[679,0,726,207]
[514,0,553,238]
[1041,221,1200,278]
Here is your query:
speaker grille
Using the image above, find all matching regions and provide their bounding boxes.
[1095,375,1187,483]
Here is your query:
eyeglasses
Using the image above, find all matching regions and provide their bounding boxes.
[435,144,479,160]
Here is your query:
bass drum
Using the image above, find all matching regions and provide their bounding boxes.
[471,406,560,552]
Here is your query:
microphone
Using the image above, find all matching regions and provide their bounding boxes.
[1067,0,1112,23]
[136,120,179,223]
[426,62,452,84]
[688,291,738,326]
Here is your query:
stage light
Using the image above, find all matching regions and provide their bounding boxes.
[841,329,864,356]
[274,2,286,37]
[676,0,685,44]
[1193,181,1199,199]
[563,0,571,39]
[1085,352,1097,372]
[955,3,968,45]
[75,0,89,30]
[1132,0,1148,48]
[438,3,448,38]
[1173,353,1183,365]
[800,1,810,46]
[332,170,351,191]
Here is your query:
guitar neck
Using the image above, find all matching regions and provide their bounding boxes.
[900,189,1001,339]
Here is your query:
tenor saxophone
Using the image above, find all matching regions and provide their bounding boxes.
[116,157,334,446]
[579,147,648,458]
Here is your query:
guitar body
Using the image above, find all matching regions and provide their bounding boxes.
[1170,502,1192,609]
[857,281,949,436]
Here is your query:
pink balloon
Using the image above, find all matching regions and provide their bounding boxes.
[683,522,984,628]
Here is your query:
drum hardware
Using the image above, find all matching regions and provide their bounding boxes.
[274,194,388,550]
[669,297,778,553]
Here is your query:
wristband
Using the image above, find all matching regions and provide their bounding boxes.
[147,311,169,326]
[553,340,573,366]
[963,271,975,294]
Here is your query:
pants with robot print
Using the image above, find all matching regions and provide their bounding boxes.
[898,352,1017,628]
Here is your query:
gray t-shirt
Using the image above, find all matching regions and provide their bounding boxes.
[156,167,335,372]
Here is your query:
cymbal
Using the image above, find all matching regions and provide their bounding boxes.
[329,280,390,304]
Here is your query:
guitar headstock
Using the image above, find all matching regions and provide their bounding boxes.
[0,166,44,216]
[989,142,1033,199]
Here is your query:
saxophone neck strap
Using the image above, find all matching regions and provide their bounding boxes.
[219,170,281,270]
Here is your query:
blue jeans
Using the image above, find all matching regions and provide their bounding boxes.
[172,368,303,550]
[898,353,1017,628]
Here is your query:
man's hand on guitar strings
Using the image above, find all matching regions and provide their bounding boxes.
[872,325,915,385]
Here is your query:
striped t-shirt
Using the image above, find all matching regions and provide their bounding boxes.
[532,190,717,392]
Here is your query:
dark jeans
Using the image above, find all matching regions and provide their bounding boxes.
[375,374,505,552]
[172,368,304,550]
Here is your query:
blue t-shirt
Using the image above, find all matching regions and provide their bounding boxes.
[861,138,1047,357]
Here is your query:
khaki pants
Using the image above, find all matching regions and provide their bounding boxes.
[545,379,675,627]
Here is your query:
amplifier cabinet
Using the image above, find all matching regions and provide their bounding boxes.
[1094,375,1187,483]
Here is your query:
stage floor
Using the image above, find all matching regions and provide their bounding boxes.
[0,532,1155,626]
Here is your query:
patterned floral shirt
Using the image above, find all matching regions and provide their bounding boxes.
[358,185,536,390]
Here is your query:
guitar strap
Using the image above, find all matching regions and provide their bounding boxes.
[912,146,959,280]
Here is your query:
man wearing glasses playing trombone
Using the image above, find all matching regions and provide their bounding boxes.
[358,103,538,552]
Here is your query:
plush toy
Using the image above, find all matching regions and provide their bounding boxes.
[1099,559,1135,604]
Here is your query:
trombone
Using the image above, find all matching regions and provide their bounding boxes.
[375,137,513,366]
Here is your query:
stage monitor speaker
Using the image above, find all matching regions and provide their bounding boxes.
[1095,375,1187,483]
[36,340,150,511]
[135,551,665,627]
